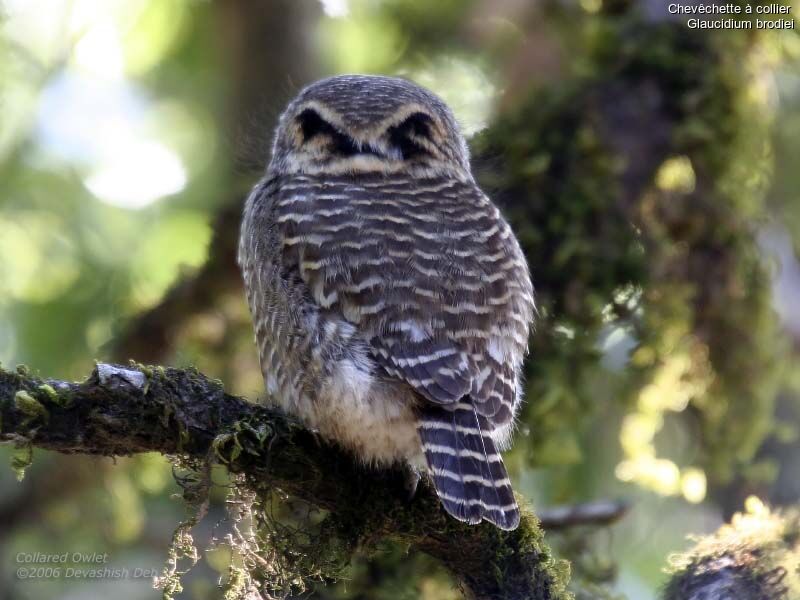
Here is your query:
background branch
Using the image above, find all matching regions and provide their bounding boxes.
[111,0,320,365]
[536,500,630,532]
[110,202,244,363]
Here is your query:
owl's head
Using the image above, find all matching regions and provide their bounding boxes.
[268,75,471,180]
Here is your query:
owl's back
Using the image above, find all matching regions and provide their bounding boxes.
[239,171,534,529]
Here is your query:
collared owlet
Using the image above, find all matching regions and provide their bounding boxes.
[238,75,534,530]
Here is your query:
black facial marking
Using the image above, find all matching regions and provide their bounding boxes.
[297,109,337,141]
[296,108,384,158]
[332,133,367,157]
[404,112,434,138]
[388,112,435,160]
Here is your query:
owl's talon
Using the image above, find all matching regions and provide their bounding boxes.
[310,430,323,447]
[404,468,421,502]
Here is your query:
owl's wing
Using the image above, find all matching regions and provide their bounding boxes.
[274,176,534,428]
[370,337,474,404]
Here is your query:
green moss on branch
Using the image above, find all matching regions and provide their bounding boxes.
[0,362,571,600]
[663,503,800,600]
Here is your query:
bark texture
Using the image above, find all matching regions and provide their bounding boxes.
[0,363,570,600]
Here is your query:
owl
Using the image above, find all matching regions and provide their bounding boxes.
[238,75,534,530]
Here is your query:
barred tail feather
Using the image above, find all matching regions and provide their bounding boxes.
[418,402,520,530]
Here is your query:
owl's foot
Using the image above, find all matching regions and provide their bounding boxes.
[403,467,421,502]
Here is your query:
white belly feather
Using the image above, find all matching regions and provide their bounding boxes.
[274,354,424,468]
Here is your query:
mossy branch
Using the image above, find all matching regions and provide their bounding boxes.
[0,363,570,600]
[662,503,800,600]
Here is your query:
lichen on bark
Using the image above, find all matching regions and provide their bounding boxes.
[0,362,572,600]
[663,501,800,600]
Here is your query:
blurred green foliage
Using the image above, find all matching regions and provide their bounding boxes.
[1,0,799,598]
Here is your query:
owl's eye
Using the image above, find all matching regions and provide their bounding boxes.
[388,113,435,160]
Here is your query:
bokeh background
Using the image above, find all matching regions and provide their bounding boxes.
[1,0,799,598]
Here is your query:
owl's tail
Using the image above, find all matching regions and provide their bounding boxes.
[418,402,520,530]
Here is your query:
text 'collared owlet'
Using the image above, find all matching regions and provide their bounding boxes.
[238,75,535,530]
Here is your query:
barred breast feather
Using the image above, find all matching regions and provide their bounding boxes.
[239,172,534,530]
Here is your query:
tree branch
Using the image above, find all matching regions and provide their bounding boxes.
[536,500,629,531]
[662,504,800,600]
[0,363,570,600]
